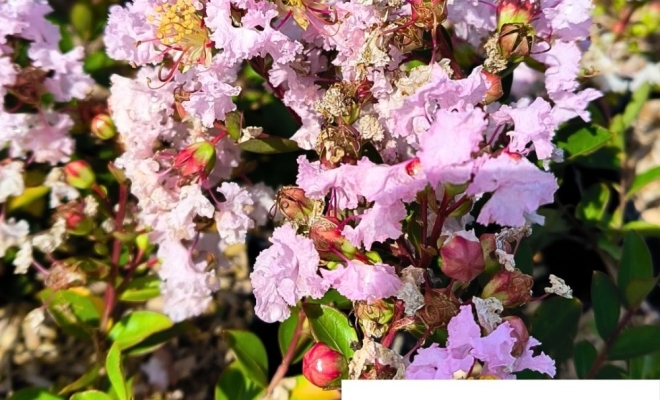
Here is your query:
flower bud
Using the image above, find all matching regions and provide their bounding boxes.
[498,23,534,61]
[481,268,533,308]
[91,114,117,140]
[64,209,94,236]
[355,299,395,338]
[405,157,422,177]
[309,216,357,260]
[440,233,485,282]
[481,70,504,105]
[64,160,96,189]
[135,233,150,252]
[275,186,318,224]
[502,316,529,356]
[443,181,468,197]
[173,141,216,180]
[497,0,537,27]
[418,288,460,328]
[302,343,348,389]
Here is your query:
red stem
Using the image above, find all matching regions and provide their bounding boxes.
[100,184,129,332]
[586,306,638,379]
[265,309,306,397]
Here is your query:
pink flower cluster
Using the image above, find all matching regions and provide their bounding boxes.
[103,0,596,378]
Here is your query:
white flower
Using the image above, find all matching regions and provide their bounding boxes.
[0,161,25,202]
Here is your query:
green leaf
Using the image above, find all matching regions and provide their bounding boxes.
[576,183,611,225]
[58,364,101,395]
[574,341,598,379]
[239,137,301,154]
[38,289,101,339]
[608,326,660,360]
[629,351,660,379]
[306,289,352,309]
[621,220,660,237]
[70,391,114,400]
[7,186,50,212]
[105,343,128,400]
[118,276,161,302]
[8,389,63,400]
[530,297,582,364]
[225,111,243,141]
[626,166,660,199]
[624,277,660,308]
[223,330,269,388]
[69,3,93,39]
[302,303,358,359]
[278,311,313,365]
[125,322,194,357]
[618,231,654,307]
[611,82,651,135]
[591,271,621,339]
[109,311,173,350]
[557,125,612,160]
[214,361,264,400]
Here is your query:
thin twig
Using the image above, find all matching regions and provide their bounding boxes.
[264,309,306,398]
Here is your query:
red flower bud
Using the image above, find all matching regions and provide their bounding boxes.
[481,268,533,308]
[405,157,422,177]
[503,316,529,356]
[498,23,535,61]
[64,160,96,189]
[440,233,485,282]
[275,186,319,224]
[496,0,539,28]
[172,141,216,180]
[308,216,357,260]
[91,114,117,140]
[302,343,348,389]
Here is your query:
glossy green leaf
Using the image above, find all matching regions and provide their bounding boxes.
[70,391,114,400]
[214,361,264,400]
[621,220,660,237]
[557,125,612,160]
[223,330,269,388]
[8,389,63,400]
[278,310,313,364]
[125,322,194,357]
[514,240,533,276]
[530,297,582,363]
[109,311,173,350]
[105,343,128,400]
[58,364,101,395]
[624,277,659,308]
[38,289,101,339]
[302,303,358,359]
[238,137,301,154]
[306,289,352,309]
[576,183,610,224]
[611,82,651,135]
[118,275,161,302]
[629,351,660,379]
[7,186,49,212]
[591,271,621,339]
[573,341,597,379]
[618,231,654,307]
[608,326,660,360]
[627,166,660,199]
[225,111,243,140]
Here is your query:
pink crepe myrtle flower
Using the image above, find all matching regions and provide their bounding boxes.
[321,260,402,304]
[407,304,555,379]
[467,153,558,227]
[250,224,329,323]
